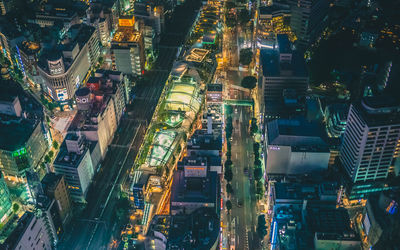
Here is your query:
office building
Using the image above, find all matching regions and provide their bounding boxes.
[0,119,48,180]
[38,24,100,106]
[1,212,55,250]
[307,207,361,250]
[288,0,329,47]
[0,0,14,15]
[146,208,220,250]
[28,4,80,29]
[17,40,42,88]
[260,35,308,118]
[360,191,400,249]
[257,3,293,48]
[36,195,62,241]
[340,96,400,184]
[53,134,94,202]
[0,95,22,117]
[0,171,12,224]
[170,166,218,215]
[265,116,330,178]
[70,83,119,159]
[111,16,145,75]
[89,69,132,125]
[85,3,116,46]
[325,103,349,138]
[41,173,72,225]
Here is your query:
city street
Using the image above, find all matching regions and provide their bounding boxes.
[58,46,177,250]
[227,106,261,250]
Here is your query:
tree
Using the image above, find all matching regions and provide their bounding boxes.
[239,48,253,65]
[48,150,54,159]
[256,181,264,199]
[254,167,263,181]
[226,200,232,213]
[12,203,20,213]
[225,159,233,167]
[226,183,233,195]
[254,158,262,167]
[44,155,51,163]
[226,149,232,159]
[238,9,250,25]
[53,141,59,150]
[241,76,257,89]
[224,167,233,182]
[257,215,267,238]
[253,143,260,153]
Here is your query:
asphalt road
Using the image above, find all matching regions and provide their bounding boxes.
[57,47,177,250]
[229,106,261,250]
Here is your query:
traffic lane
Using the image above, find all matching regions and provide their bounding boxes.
[86,124,146,249]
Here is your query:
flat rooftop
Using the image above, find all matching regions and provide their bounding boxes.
[54,141,88,168]
[171,170,218,204]
[274,182,319,201]
[267,116,328,147]
[0,119,40,152]
[112,27,141,43]
[260,49,308,77]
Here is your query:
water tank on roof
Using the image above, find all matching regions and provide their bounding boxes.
[75,87,91,111]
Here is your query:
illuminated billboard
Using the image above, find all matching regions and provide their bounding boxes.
[56,88,69,101]
[119,16,135,27]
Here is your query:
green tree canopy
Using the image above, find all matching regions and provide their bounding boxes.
[253,142,260,153]
[224,167,233,182]
[254,167,262,181]
[226,183,233,194]
[238,9,250,25]
[53,140,59,150]
[239,48,253,65]
[241,76,257,89]
[12,203,20,213]
[257,214,267,238]
[226,200,232,212]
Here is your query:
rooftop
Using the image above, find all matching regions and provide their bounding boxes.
[266,116,328,147]
[0,119,40,152]
[54,140,88,168]
[277,34,291,54]
[111,27,141,44]
[1,212,34,249]
[167,208,219,250]
[260,49,308,77]
[171,170,218,204]
[41,172,63,192]
[274,182,319,202]
[355,96,400,126]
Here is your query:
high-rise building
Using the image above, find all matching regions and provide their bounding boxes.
[340,96,400,184]
[37,24,100,106]
[265,116,330,178]
[260,35,308,118]
[41,173,72,225]
[0,0,14,15]
[53,134,94,202]
[111,16,145,75]
[1,212,55,250]
[288,0,329,47]
[0,119,48,181]
[0,171,12,224]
